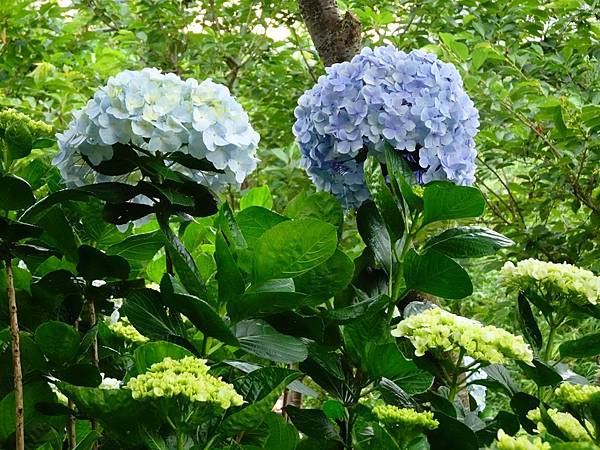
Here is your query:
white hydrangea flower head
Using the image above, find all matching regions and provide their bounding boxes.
[54,68,260,191]
[392,307,533,365]
[106,316,148,344]
[126,356,243,410]
[527,408,594,442]
[495,430,550,450]
[372,404,439,432]
[555,382,600,405]
[499,258,600,305]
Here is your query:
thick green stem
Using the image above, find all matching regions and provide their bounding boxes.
[177,432,185,450]
[544,322,558,362]
[6,258,24,450]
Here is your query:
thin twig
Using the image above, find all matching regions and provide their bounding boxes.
[6,258,24,450]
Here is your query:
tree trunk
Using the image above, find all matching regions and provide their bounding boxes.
[297,0,361,66]
[6,259,24,450]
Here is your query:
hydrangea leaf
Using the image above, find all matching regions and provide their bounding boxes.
[404,249,472,299]
[421,182,485,226]
[252,218,337,283]
[423,226,514,258]
[0,174,35,211]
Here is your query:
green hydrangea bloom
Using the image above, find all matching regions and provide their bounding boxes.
[495,430,550,450]
[0,108,52,140]
[527,408,593,442]
[499,259,600,305]
[392,307,533,365]
[372,405,438,432]
[126,356,243,410]
[106,317,148,344]
[555,382,600,405]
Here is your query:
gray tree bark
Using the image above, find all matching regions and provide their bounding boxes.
[297,0,361,66]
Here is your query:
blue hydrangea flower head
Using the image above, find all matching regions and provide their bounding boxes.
[293,45,479,209]
[54,68,260,190]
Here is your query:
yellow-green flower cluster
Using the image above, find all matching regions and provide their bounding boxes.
[495,430,550,450]
[106,317,148,344]
[372,405,438,432]
[555,382,600,406]
[0,108,53,140]
[527,408,592,442]
[392,307,533,365]
[500,259,600,305]
[126,356,243,410]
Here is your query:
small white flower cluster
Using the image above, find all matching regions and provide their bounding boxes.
[392,307,533,365]
[54,68,260,190]
[500,258,600,305]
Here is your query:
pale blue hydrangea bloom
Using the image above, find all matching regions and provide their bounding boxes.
[54,68,260,190]
[293,45,479,209]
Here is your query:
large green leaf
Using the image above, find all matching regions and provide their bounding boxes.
[294,249,354,300]
[215,231,245,307]
[106,231,164,267]
[219,367,301,436]
[404,249,472,299]
[34,321,80,365]
[5,121,32,162]
[357,200,393,274]
[253,218,337,283]
[285,406,342,442]
[363,156,404,242]
[158,214,207,299]
[517,358,562,387]
[77,245,130,281]
[235,206,288,248]
[421,182,485,226]
[228,279,308,321]
[423,226,514,258]
[122,288,183,340]
[559,333,600,359]
[427,412,479,450]
[161,277,238,345]
[233,319,308,363]
[240,185,273,210]
[384,144,423,212]
[263,413,300,450]
[284,191,343,230]
[365,343,433,394]
[0,174,35,211]
[517,292,543,351]
[0,381,55,442]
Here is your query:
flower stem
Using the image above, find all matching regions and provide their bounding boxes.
[6,258,24,450]
[177,432,185,450]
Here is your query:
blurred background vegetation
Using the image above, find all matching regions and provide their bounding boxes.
[1,0,599,334]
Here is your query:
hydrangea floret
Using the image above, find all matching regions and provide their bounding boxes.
[372,405,439,432]
[54,68,259,190]
[293,45,479,209]
[499,259,600,305]
[392,307,533,365]
[527,408,594,442]
[106,317,148,344]
[126,356,243,410]
[555,382,600,405]
[495,430,550,450]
